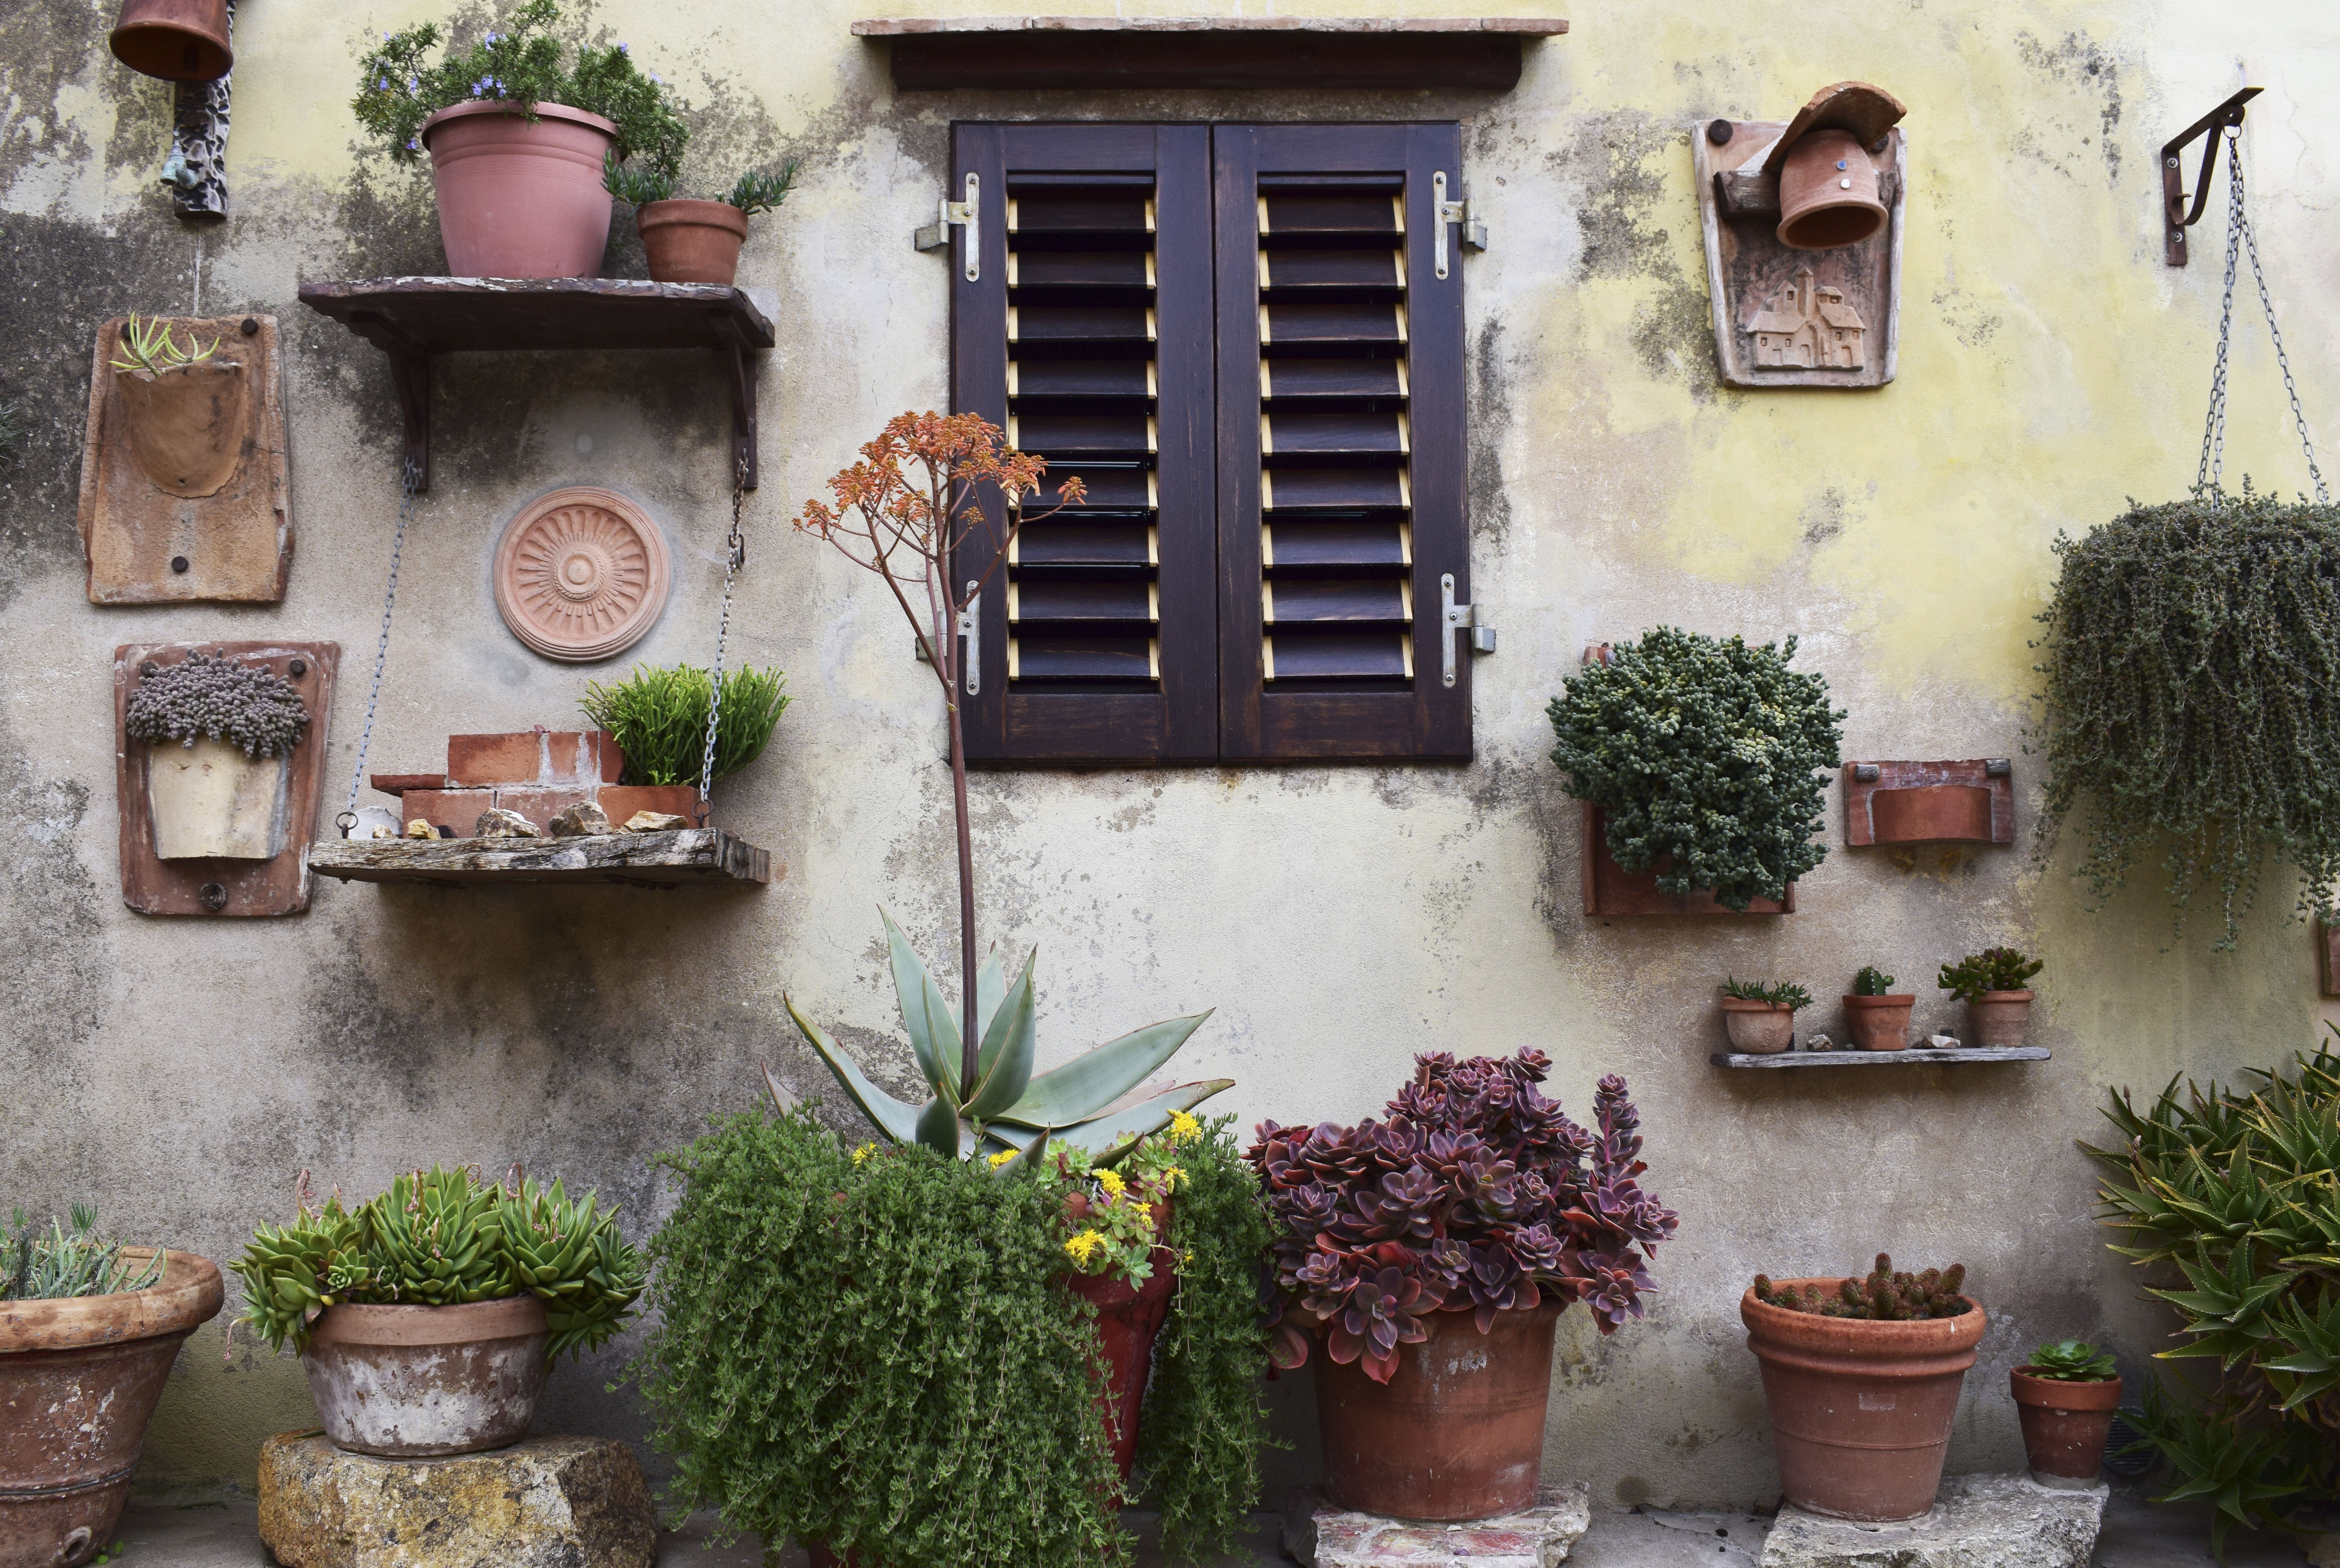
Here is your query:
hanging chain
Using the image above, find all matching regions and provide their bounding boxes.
[2196,127,2328,504]
[698,455,748,811]
[337,457,420,834]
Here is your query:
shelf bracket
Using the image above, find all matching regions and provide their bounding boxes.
[348,310,434,492]
[2162,86,2261,267]
[708,311,761,490]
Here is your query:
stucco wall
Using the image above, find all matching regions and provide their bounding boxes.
[4,0,2338,1513]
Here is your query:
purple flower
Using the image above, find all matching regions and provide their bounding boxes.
[616,41,628,52]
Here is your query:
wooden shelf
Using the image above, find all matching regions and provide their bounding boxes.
[309,829,774,889]
[297,278,775,491]
[1711,1046,2050,1070]
[852,16,1567,90]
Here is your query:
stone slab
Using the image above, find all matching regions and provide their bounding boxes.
[1758,1473,2106,1568]
[1282,1483,1592,1566]
[256,1430,656,1568]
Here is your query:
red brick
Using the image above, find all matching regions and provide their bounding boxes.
[446,732,545,786]
[490,787,596,833]
[399,788,493,837]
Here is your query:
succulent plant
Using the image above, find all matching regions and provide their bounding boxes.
[1752,1254,1972,1320]
[1249,1051,1676,1385]
[109,314,219,376]
[786,910,1231,1166]
[125,650,309,759]
[1939,947,2043,1004]
[3,1205,164,1302]
[2026,1338,2117,1381]
[1723,977,1813,1011]
[1850,966,1897,997]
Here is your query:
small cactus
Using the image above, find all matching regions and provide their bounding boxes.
[1750,1251,1972,1319]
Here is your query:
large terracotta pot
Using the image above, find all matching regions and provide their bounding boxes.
[109,0,231,82]
[1968,991,2035,1050]
[1741,1282,1983,1521]
[301,1297,547,1457]
[1843,994,1915,1052]
[114,359,247,496]
[147,737,288,859]
[1315,1300,1561,1521]
[2009,1368,2120,1482]
[1722,998,1796,1054]
[0,1250,224,1568]
[421,101,616,279]
[637,200,749,285]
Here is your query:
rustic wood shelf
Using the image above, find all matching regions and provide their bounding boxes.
[1711,1046,2050,1070]
[853,16,1567,91]
[297,278,776,491]
[309,829,774,889]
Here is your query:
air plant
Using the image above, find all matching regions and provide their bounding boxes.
[1752,1254,1972,1319]
[109,314,219,376]
[1249,1050,1677,1385]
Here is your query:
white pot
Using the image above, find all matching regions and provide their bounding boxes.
[147,736,288,859]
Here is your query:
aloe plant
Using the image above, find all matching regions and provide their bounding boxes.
[784,910,1229,1166]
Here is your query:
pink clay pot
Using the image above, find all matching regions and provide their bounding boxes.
[421,100,616,279]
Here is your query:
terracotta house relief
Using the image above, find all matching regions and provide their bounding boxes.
[1746,266,1867,371]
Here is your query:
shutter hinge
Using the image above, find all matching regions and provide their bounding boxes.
[1432,171,1488,281]
[957,584,980,695]
[1440,573,1496,689]
[914,173,981,282]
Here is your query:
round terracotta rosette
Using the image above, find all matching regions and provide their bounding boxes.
[493,486,672,662]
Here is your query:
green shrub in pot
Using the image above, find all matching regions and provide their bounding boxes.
[579,662,789,787]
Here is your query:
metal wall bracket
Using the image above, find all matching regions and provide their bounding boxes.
[1439,573,1493,688]
[957,583,980,695]
[915,173,982,281]
[2162,87,2261,266]
[162,0,235,219]
[1431,171,1486,280]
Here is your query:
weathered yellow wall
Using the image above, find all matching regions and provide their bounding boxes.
[4,0,2338,1516]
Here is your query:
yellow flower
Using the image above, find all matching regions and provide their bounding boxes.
[1161,1166,1188,1190]
[1095,1169,1126,1198]
[986,1149,1017,1168]
[1063,1231,1105,1266]
[851,1143,877,1165]
[1168,1110,1201,1144]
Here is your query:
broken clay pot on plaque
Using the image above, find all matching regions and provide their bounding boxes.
[1721,998,1797,1054]
[1842,994,1915,1051]
[113,359,248,497]
[1966,990,2035,1050]
[146,737,288,860]
[1777,128,1889,251]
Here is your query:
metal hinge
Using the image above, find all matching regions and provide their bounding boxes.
[1440,573,1495,688]
[1432,171,1488,281]
[914,173,981,282]
[957,584,980,695]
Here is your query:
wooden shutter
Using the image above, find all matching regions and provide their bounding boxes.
[1214,124,1471,761]
[953,124,1217,763]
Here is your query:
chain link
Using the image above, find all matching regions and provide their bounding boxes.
[2197,127,2328,504]
[698,456,748,808]
[338,457,420,831]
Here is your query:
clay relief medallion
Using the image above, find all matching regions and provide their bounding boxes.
[493,487,672,662]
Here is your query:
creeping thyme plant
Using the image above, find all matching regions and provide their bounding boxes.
[125,650,308,759]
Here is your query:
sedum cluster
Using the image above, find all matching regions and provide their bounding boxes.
[4,1204,164,1301]
[126,650,308,759]
[1723,976,1812,1011]
[1753,1254,1971,1319]
[1250,1050,1677,1386]
[1058,1114,1198,1287]
[234,1164,646,1363]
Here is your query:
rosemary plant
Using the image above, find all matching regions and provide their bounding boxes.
[578,663,788,786]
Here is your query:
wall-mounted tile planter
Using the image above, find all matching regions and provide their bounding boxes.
[1843,759,2014,847]
[1581,804,1794,915]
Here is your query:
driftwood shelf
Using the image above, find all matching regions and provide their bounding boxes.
[308,829,773,889]
[1711,1046,2050,1070]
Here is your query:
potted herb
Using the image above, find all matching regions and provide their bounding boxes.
[1744,1256,1981,1521]
[1252,1052,1676,1521]
[1843,965,1913,1051]
[109,315,244,497]
[353,0,687,279]
[2010,1339,2122,1484]
[1549,629,1843,912]
[607,156,799,286]
[1720,977,1811,1054]
[1937,947,2042,1048]
[233,1165,645,1457]
[124,649,309,859]
[2,1207,224,1567]
[578,661,789,824]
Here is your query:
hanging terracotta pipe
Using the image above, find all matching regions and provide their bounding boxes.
[109,0,232,82]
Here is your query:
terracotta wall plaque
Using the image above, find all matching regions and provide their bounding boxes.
[1581,804,1794,916]
[78,315,292,603]
[115,641,337,916]
[1843,759,2014,846]
[492,487,671,662]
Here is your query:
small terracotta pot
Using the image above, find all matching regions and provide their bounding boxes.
[1777,128,1887,251]
[1968,991,2034,1050]
[1742,1282,1983,1522]
[301,1297,547,1457]
[2010,1368,2121,1482]
[421,101,616,279]
[1722,998,1797,1054]
[1843,994,1915,1051]
[637,200,749,285]
[115,359,248,497]
[109,0,231,82]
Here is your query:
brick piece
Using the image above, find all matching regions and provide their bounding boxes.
[491,788,597,833]
[394,788,492,837]
[1283,1483,1590,1568]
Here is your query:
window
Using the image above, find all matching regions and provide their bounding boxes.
[951,122,1472,764]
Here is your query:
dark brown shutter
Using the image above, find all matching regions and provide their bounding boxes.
[953,123,1217,763]
[1214,123,1471,761]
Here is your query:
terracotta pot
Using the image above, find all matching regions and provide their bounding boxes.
[637,200,749,285]
[1741,1282,1983,1521]
[1315,1299,1560,1521]
[146,737,288,860]
[301,1297,547,1457]
[109,0,231,82]
[1968,991,2034,1050]
[1869,785,1992,845]
[421,101,616,279]
[2010,1368,2121,1482]
[595,784,708,828]
[1066,1242,1178,1483]
[1722,998,1797,1054]
[1843,994,1915,1052]
[0,1250,224,1568]
[1777,128,1887,251]
[114,360,248,497]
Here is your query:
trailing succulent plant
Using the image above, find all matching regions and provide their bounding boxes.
[1850,965,1897,997]
[1548,628,1844,912]
[125,650,309,759]
[1752,1254,1972,1320]
[234,1165,646,1363]
[787,910,1230,1165]
[578,662,789,786]
[2026,1339,2118,1382]
[1249,1050,1677,1386]
[1722,977,1812,1012]
[1938,947,2042,1004]
[2081,1033,2340,1552]
[3,1205,164,1302]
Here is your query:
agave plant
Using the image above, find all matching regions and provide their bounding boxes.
[784,911,1230,1167]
